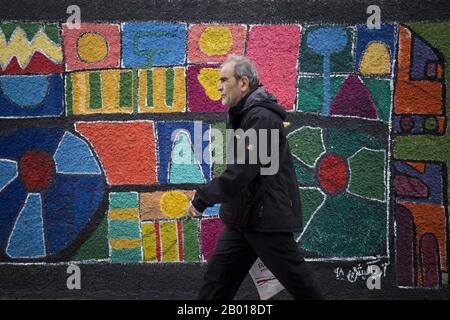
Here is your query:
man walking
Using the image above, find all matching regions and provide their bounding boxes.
[187,55,323,300]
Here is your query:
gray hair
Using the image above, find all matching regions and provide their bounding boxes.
[223,55,260,90]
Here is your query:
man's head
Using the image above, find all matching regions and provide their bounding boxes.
[217,55,260,108]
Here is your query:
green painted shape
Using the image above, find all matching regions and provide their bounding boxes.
[348,148,386,201]
[132,68,139,113]
[146,69,153,107]
[394,23,450,202]
[299,188,325,227]
[212,122,227,178]
[292,157,317,187]
[299,193,387,257]
[297,76,345,112]
[0,23,42,42]
[109,192,139,209]
[325,128,385,158]
[425,116,438,131]
[71,215,109,261]
[361,78,392,122]
[111,248,142,263]
[119,71,133,108]
[109,220,141,239]
[165,68,174,106]
[183,219,199,262]
[89,72,102,109]
[169,132,205,184]
[299,26,354,74]
[65,74,73,115]
[288,127,325,167]
[43,24,60,44]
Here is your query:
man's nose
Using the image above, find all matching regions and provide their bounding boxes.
[217,83,223,92]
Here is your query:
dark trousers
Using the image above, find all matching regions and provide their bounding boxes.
[197,226,323,300]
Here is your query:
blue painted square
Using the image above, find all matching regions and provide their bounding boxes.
[0,74,63,118]
[156,121,212,184]
[204,203,221,216]
[121,22,186,68]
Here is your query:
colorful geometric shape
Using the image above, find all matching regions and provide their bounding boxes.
[247,25,301,110]
[200,217,225,261]
[187,65,226,112]
[0,23,63,74]
[138,67,186,112]
[297,75,345,113]
[290,126,388,259]
[183,219,200,262]
[299,25,354,74]
[318,153,349,194]
[394,161,445,205]
[0,74,63,118]
[170,130,206,184]
[0,159,18,193]
[329,75,377,120]
[6,193,45,258]
[359,42,391,75]
[355,23,397,76]
[0,128,106,260]
[347,148,386,202]
[54,132,101,174]
[288,127,325,168]
[394,25,444,116]
[156,122,211,184]
[298,193,387,257]
[121,22,186,68]
[188,24,246,63]
[66,70,135,115]
[396,201,447,287]
[62,23,120,71]
[108,192,142,263]
[140,190,194,220]
[75,121,157,186]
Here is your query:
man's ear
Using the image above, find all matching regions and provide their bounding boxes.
[240,76,250,91]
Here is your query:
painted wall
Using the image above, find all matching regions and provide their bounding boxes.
[0,0,449,299]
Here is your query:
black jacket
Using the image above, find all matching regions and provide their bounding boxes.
[192,86,302,233]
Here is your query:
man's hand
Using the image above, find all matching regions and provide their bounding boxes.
[186,201,203,218]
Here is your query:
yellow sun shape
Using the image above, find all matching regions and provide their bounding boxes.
[77,32,108,63]
[160,191,189,218]
[199,27,233,56]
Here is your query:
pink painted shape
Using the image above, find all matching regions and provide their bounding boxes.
[187,65,228,112]
[62,23,121,71]
[247,25,302,110]
[200,218,225,261]
[188,24,247,64]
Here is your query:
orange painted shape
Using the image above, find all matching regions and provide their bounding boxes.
[75,121,157,185]
[394,25,444,115]
[398,202,447,286]
[140,190,195,220]
[404,161,426,174]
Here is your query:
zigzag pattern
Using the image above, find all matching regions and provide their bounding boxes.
[0,27,63,70]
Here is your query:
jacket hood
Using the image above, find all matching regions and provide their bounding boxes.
[243,86,287,121]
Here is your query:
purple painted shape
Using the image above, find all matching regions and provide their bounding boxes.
[187,65,228,112]
[411,36,440,80]
[394,174,429,198]
[329,75,377,119]
[200,218,225,261]
[426,62,437,78]
[420,233,440,288]
[395,204,415,287]
[393,116,424,134]
[394,161,444,204]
